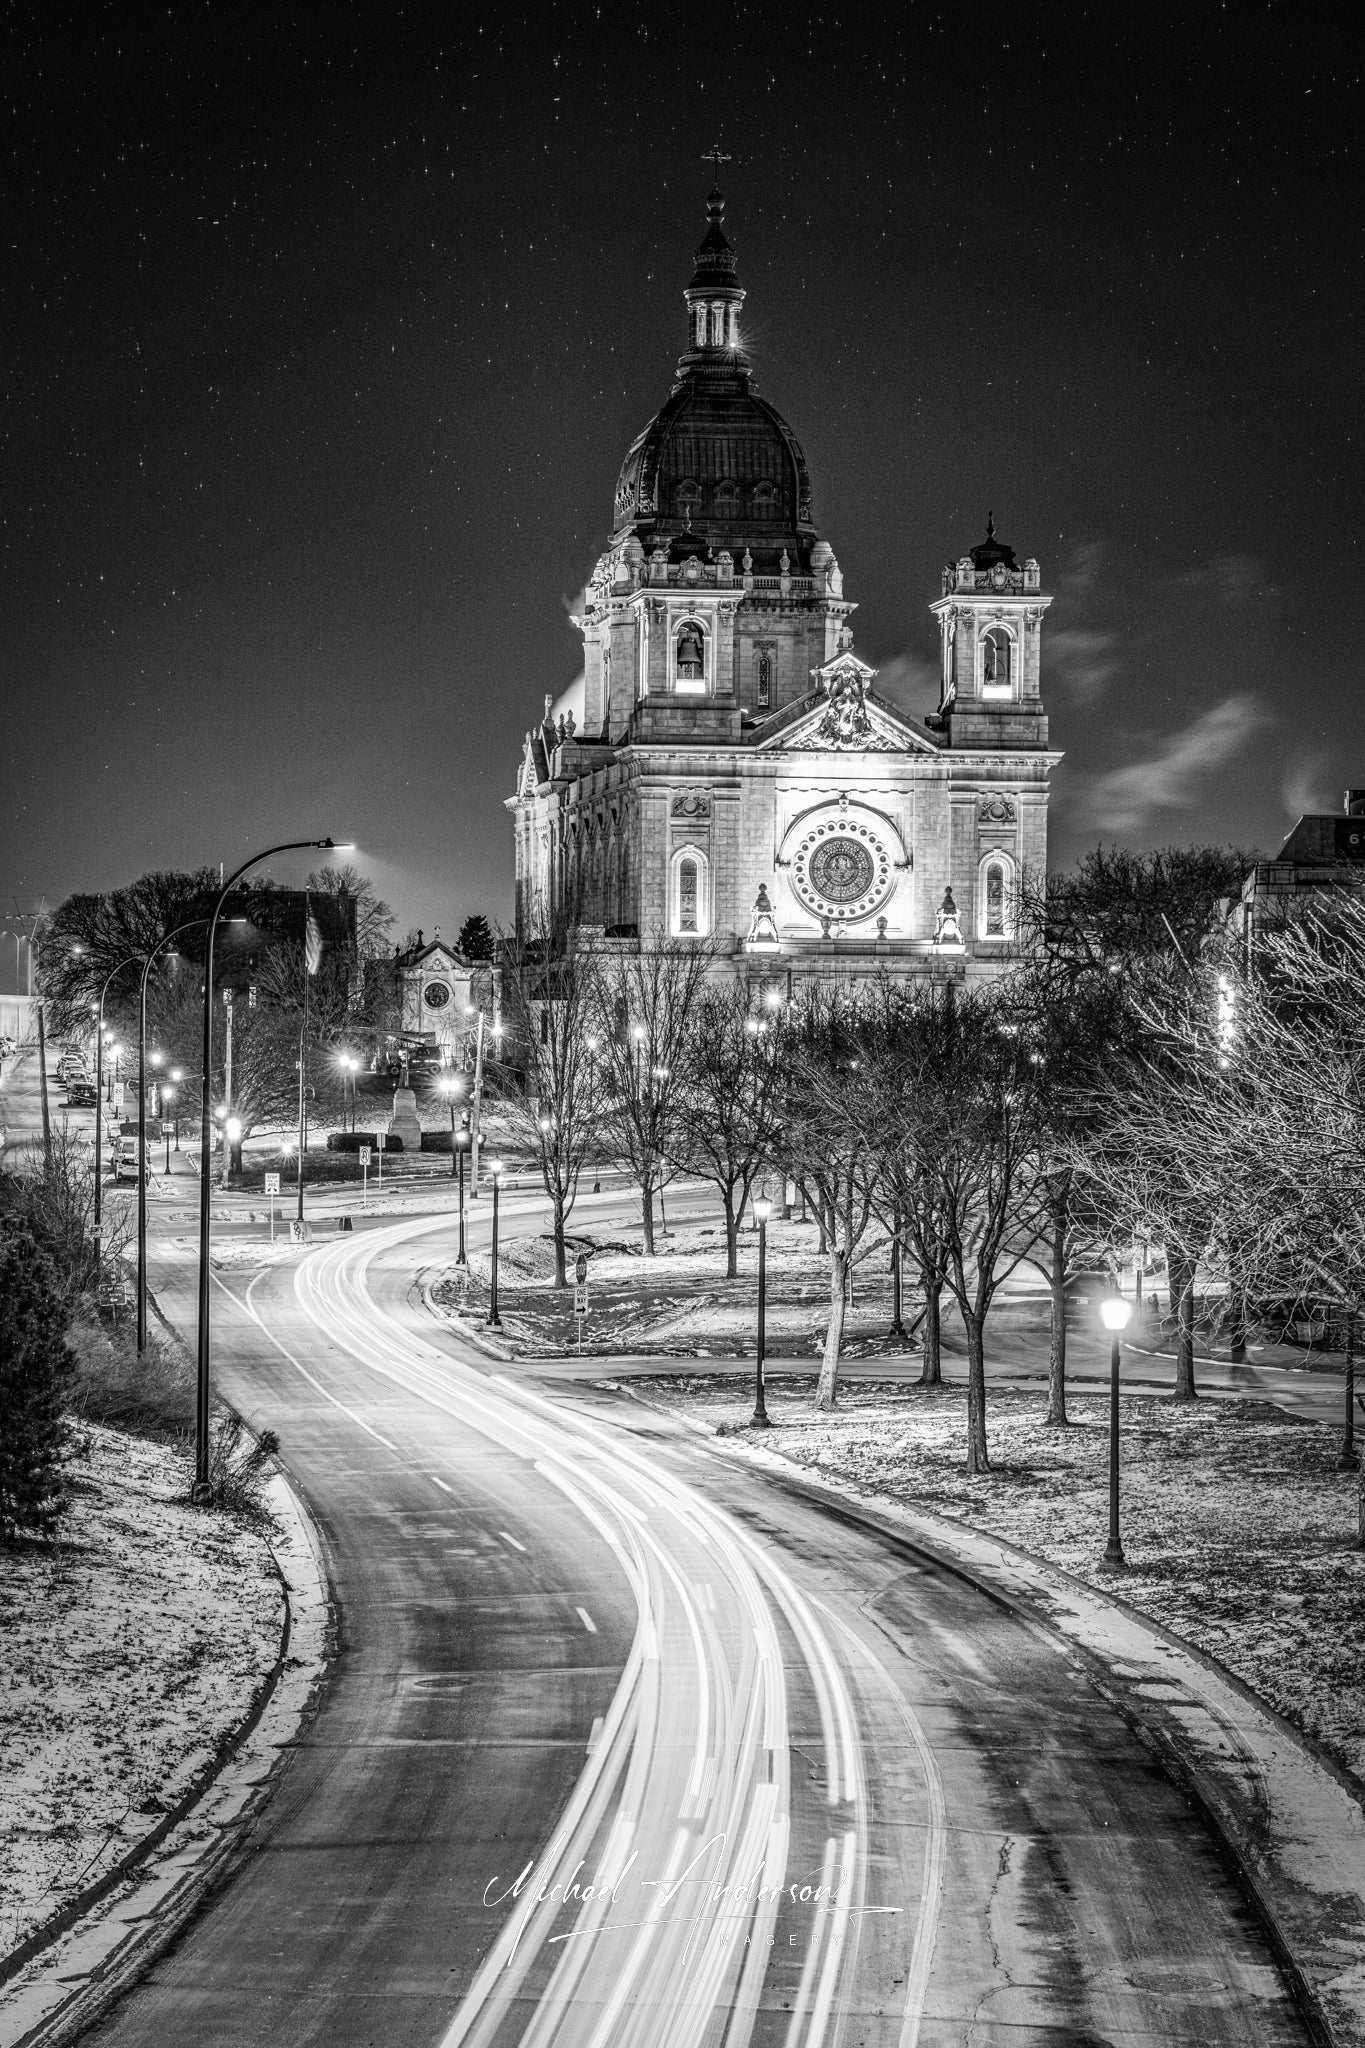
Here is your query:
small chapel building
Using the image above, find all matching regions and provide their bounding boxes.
[509,188,1059,980]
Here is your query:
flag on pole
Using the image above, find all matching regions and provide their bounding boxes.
[305,903,323,976]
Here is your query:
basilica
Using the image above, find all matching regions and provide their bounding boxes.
[509,188,1058,980]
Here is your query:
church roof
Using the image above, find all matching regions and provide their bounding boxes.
[611,190,816,559]
[969,512,1019,573]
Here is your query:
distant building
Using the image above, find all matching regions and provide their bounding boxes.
[394,932,499,1064]
[1230,790,1365,957]
[507,187,1059,984]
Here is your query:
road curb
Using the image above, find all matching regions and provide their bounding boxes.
[610,1382,1365,2048]
[0,1458,333,2048]
[419,1272,517,1361]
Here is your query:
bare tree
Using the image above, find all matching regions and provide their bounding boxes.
[850,979,1050,1471]
[666,981,785,1277]
[499,921,603,1287]
[590,935,712,1253]
[783,985,884,1412]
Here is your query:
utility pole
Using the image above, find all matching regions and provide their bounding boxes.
[469,1009,486,1198]
[221,988,234,1187]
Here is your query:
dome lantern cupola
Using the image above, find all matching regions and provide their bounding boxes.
[610,186,815,550]
[680,186,748,365]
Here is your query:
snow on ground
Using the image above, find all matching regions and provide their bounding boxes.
[434,1217,932,1358]
[0,1424,281,1959]
[628,1375,1365,1786]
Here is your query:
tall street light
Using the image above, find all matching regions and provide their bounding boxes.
[170,1067,183,1149]
[437,1071,464,1177]
[138,917,210,1355]
[162,1085,175,1172]
[455,1121,470,1265]
[194,837,348,1503]
[751,1195,772,1427]
[91,955,141,1269]
[1099,1293,1134,1570]
[487,1155,504,1327]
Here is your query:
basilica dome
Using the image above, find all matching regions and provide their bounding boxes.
[611,191,817,569]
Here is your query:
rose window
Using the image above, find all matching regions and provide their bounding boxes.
[791,816,894,924]
[423,982,452,1009]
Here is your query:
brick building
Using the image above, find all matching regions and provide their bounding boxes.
[509,187,1059,982]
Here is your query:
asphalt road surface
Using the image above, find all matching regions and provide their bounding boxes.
[67,1189,1314,2048]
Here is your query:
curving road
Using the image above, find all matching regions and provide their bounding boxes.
[80,1194,1311,2047]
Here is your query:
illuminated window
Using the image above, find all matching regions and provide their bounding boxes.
[980,626,1014,696]
[678,860,698,932]
[675,619,707,693]
[977,851,1015,940]
[671,847,710,936]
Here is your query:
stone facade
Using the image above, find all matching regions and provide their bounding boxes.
[509,195,1060,985]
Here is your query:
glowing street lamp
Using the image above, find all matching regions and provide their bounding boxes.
[193,836,350,1503]
[751,1196,772,1426]
[162,1085,176,1172]
[487,1156,505,1328]
[1099,1293,1134,1569]
[437,1071,464,1178]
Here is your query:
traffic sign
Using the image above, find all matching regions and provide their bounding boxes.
[574,1281,589,1316]
[359,1146,371,1164]
[264,1172,281,1195]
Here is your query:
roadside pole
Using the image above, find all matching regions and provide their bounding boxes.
[469,1011,486,1199]
[574,1251,589,1353]
[360,1144,370,1210]
[376,1130,384,1189]
[265,1170,280,1241]
[220,990,233,1189]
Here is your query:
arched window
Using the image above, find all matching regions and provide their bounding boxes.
[977,852,1015,940]
[674,478,702,521]
[751,480,779,519]
[674,619,707,693]
[713,479,740,517]
[756,647,773,709]
[980,626,1015,696]
[671,846,710,937]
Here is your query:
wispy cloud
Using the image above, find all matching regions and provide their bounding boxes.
[1047,625,1121,702]
[1175,552,1280,607]
[1081,694,1272,832]
[1280,744,1337,820]
[872,646,938,712]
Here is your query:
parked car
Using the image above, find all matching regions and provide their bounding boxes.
[57,1052,89,1081]
[66,1079,98,1107]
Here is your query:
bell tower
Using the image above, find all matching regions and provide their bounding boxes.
[929,515,1050,750]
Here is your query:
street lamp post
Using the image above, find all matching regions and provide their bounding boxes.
[487,1156,504,1327]
[1099,1293,1134,1569]
[889,1202,907,1340]
[162,1087,175,1172]
[194,837,346,1503]
[170,1068,182,1149]
[438,1072,464,1178]
[455,1123,469,1264]
[91,956,140,1270]
[751,1196,771,1427]
[138,918,209,1356]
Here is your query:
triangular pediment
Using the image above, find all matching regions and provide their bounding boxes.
[755,680,940,755]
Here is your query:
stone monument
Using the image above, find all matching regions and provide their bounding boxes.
[387,1055,423,1154]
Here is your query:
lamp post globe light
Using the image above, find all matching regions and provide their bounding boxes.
[91,955,142,1269]
[193,837,351,1504]
[752,1195,772,1427]
[438,1071,464,1178]
[487,1157,505,1327]
[1099,1293,1134,1570]
[455,1122,470,1264]
[137,917,210,1357]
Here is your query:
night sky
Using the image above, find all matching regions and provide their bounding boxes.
[3,4,1360,983]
